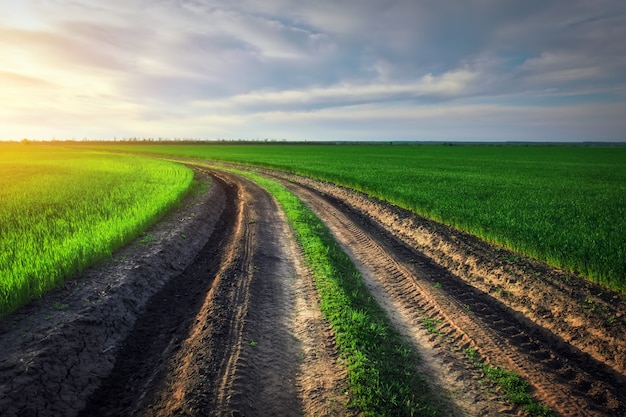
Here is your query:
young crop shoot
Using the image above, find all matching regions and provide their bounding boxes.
[0,143,194,317]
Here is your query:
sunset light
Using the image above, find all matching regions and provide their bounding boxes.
[1,1,625,141]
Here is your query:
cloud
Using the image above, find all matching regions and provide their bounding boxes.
[0,70,51,87]
[0,0,625,141]
[194,69,479,112]
[246,100,626,142]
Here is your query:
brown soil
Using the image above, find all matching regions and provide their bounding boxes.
[1,164,625,417]
[0,169,349,417]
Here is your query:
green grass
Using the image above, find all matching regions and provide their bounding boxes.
[90,143,626,292]
[0,143,194,317]
[479,364,554,417]
[228,167,438,416]
[464,348,555,417]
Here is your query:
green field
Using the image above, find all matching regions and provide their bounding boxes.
[94,143,626,292]
[0,142,610,415]
[0,143,194,317]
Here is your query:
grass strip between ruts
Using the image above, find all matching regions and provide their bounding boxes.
[226,166,556,417]
[230,168,439,416]
[463,348,556,417]
[479,364,555,417]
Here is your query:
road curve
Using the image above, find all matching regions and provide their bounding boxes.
[2,165,625,417]
[264,168,626,417]
[80,169,349,417]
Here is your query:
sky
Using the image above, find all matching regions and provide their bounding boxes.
[1,0,625,142]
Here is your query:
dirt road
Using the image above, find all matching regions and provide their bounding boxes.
[266,168,626,417]
[1,166,625,416]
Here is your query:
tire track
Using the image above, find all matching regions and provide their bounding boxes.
[277,176,625,417]
[211,171,256,414]
[80,173,244,416]
[146,170,258,416]
[260,167,626,379]
[78,169,351,417]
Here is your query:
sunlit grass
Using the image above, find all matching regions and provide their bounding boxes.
[0,143,194,317]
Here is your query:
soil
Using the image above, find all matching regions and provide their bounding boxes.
[1,164,625,417]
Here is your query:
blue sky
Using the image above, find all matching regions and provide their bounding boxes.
[1,0,625,141]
